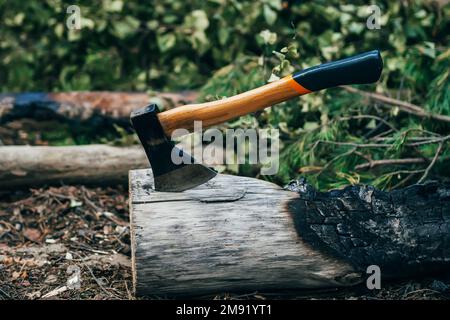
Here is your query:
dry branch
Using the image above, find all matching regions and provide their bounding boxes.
[355,158,429,170]
[418,142,444,183]
[341,86,450,123]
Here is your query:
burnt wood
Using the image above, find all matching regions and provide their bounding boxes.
[285,178,450,277]
[0,91,198,124]
[129,169,450,297]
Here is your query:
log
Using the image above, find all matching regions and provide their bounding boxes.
[0,91,198,123]
[0,142,224,190]
[0,145,148,189]
[129,169,450,297]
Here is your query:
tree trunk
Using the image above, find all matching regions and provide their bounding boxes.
[0,91,198,123]
[129,169,450,297]
[0,145,148,189]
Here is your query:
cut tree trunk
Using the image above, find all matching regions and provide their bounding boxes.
[0,145,148,189]
[129,169,450,297]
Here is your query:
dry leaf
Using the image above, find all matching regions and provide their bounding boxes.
[44,274,58,284]
[23,228,42,242]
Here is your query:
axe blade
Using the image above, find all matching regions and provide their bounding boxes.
[154,157,217,192]
[131,104,216,192]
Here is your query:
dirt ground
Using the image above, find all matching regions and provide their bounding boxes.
[1,185,450,300]
[0,185,132,299]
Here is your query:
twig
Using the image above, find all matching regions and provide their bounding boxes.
[417,143,443,183]
[318,147,357,176]
[372,136,437,142]
[311,140,392,149]
[355,158,429,170]
[312,134,450,149]
[81,186,101,213]
[80,187,101,221]
[72,252,119,299]
[68,243,109,255]
[342,86,450,123]
[408,135,450,147]
[44,191,78,201]
[403,288,442,298]
[371,127,443,142]
[124,281,133,300]
[380,170,426,184]
[391,172,416,189]
[372,128,395,139]
[0,287,11,299]
[337,115,399,132]
[354,151,373,163]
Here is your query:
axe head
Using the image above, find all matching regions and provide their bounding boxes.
[130,104,216,192]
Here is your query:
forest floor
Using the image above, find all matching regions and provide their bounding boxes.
[1,184,450,300]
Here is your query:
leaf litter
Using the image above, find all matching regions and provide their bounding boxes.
[0,185,132,299]
[0,184,449,300]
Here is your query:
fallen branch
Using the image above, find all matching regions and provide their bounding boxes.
[342,86,450,123]
[0,145,148,189]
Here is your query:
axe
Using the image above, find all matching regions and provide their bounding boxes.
[131,50,383,192]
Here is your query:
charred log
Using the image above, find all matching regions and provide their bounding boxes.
[129,169,450,297]
[286,178,450,278]
[0,91,198,124]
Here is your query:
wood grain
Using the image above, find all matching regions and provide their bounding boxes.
[157,76,310,136]
[129,169,360,297]
[0,145,148,189]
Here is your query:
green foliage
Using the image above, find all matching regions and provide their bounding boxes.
[198,1,449,190]
[0,0,292,91]
[0,0,448,190]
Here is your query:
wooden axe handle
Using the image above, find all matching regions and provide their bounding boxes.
[158,50,383,136]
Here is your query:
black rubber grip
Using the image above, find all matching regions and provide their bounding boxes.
[292,50,383,92]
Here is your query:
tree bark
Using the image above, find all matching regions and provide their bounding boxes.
[129,169,450,297]
[0,145,148,189]
[0,91,198,123]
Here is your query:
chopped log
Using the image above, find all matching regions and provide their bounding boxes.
[129,169,450,297]
[0,91,198,123]
[0,145,148,189]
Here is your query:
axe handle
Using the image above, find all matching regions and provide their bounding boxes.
[158,50,382,136]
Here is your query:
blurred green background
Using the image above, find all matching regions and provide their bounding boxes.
[0,0,449,190]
